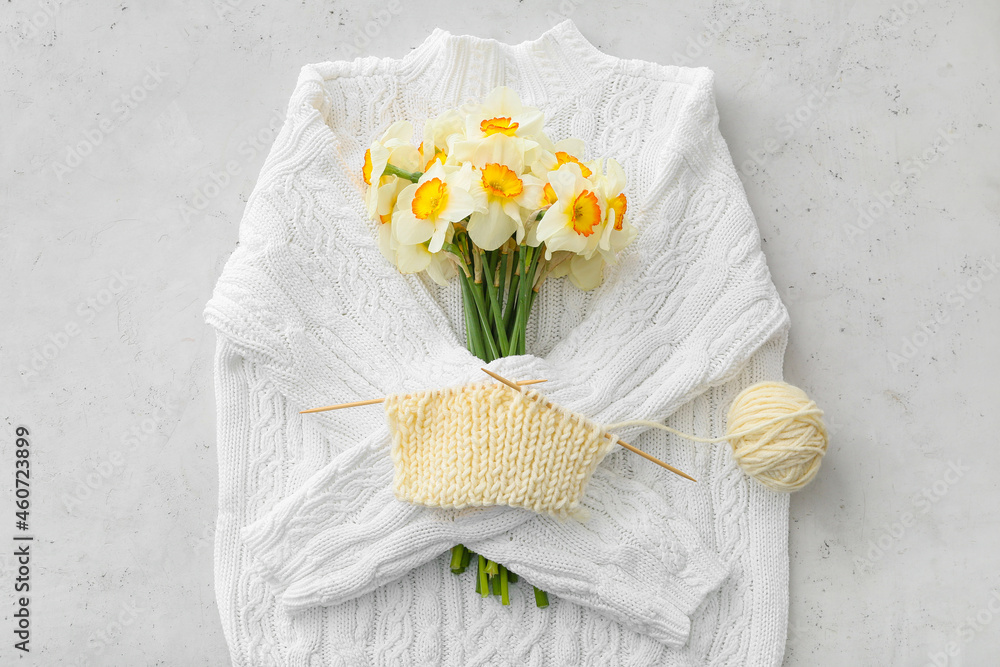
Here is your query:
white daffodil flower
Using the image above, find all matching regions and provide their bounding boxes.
[593,158,637,264]
[425,250,458,285]
[463,135,545,250]
[463,86,545,141]
[378,217,458,287]
[450,87,545,168]
[393,242,458,285]
[534,163,606,259]
[529,136,593,180]
[363,87,635,291]
[420,109,465,172]
[392,162,478,253]
[566,253,606,290]
[363,121,422,220]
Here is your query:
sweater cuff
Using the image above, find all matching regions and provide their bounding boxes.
[466,467,730,648]
[238,424,536,609]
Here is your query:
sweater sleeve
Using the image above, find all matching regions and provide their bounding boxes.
[208,64,788,647]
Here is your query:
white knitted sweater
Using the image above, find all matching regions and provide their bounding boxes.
[206,20,791,666]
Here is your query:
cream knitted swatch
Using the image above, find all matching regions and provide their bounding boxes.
[387,383,617,518]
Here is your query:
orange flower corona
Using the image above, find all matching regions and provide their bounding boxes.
[608,193,627,231]
[555,151,592,178]
[481,116,519,137]
[411,178,450,220]
[481,163,524,198]
[571,190,601,237]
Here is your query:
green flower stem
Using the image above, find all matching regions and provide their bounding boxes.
[383,163,422,182]
[446,236,552,608]
[449,241,498,362]
[485,558,500,597]
[519,247,544,354]
[478,250,510,352]
[460,273,478,358]
[465,273,499,361]
[450,545,466,572]
[503,269,521,337]
[502,248,514,295]
[527,262,543,314]
[454,236,500,361]
[478,555,489,598]
[504,246,526,346]
[499,565,510,605]
[458,273,486,360]
[512,246,536,355]
[494,250,506,288]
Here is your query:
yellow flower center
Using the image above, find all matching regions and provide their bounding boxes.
[555,151,592,178]
[411,178,449,220]
[379,213,391,225]
[543,182,558,206]
[608,193,627,231]
[362,148,374,186]
[480,116,519,137]
[571,190,601,237]
[481,163,523,199]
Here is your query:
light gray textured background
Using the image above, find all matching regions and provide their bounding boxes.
[3,1,998,665]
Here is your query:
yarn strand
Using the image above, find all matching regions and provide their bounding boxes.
[602,407,823,444]
[606,382,828,493]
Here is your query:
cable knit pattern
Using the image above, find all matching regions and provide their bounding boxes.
[386,382,618,517]
[206,20,791,665]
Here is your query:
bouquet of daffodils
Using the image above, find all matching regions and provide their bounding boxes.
[362,86,636,606]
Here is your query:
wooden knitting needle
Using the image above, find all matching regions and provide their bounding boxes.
[481,368,697,482]
[299,379,548,414]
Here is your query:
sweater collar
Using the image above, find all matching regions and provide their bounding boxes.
[398,20,618,107]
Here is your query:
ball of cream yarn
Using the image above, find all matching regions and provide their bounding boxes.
[725,381,828,492]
